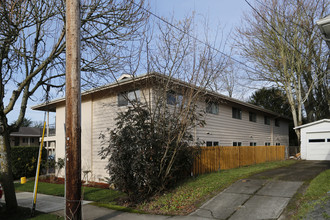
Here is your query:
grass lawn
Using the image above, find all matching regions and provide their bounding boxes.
[139,160,296,215]
[294,169,330,219]
[14,160,296,216]
[15,181,125,203]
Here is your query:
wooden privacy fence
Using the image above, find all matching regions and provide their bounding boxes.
[192,145,285,175]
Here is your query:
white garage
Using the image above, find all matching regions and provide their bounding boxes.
[295,119,330,160]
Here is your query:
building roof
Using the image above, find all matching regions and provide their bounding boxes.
[294,119,330,130]
[10,127,42,137]
[31,72,291,120]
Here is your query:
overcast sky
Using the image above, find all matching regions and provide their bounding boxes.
[9,0,251,124]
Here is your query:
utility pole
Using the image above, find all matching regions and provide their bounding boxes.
[65,0,81,219]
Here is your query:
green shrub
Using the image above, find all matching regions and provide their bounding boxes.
[99,105,202,203]
[11,146,47,180]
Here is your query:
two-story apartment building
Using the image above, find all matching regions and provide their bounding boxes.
[32,73,289,181]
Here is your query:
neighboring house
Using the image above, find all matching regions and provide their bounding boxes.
[32,73,290,181]
[10,127,41,147]
[294,119,330,160]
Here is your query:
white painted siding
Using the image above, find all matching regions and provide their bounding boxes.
[91,88,153,181]
[197,101,289,147]
[52,85,289,181]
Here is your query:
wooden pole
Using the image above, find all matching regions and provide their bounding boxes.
[65,0,81,219]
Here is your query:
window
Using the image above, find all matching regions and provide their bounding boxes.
[328,139,330,142]
[309,139,325,143]
[22,138,26,143]
[276,143,281,146]
[232,107,242,119]
[206,101,219,115]
[265,142,271,146]
[275,119,280,127]
[206,141,213,147]
[206,141,219,146]
[166,91,183,105]
[233,142,242,146]
[14,137,19,146]
[31,138,34,143]
[118,90,140,107]
[264,116,270,125]
[249,112,257,122]
[250,142,257,146]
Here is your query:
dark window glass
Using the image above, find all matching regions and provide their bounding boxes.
[233,142,242,146]
[250,142,256,146]
[206,101,219,115]
[206,141,213,147]
[213,141,219,146]
[167,92,176,105]
[249,112,257,122]
[118,92,128,106]
[264,116,270,125]
[31,138,34,143]
[309,139,325,143]
[275,119,280,127]
[276,143,281,146]
[265,142,271,146]
[232,107,242,119]
[328,139,330,142]
[14,137,19,146]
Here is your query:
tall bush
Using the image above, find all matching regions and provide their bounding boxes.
[99,105,201,202]
[11,146,47,180]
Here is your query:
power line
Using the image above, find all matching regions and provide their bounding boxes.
[131,1,268,76]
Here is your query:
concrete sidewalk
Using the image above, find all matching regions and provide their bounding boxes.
[16,192,210,220]
[190,179,303,220]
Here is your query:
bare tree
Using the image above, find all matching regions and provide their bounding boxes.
[0,0,148,211]
[235,0,330,143]
[99,15,231,200]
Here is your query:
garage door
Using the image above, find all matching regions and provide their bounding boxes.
[306,132,330,160]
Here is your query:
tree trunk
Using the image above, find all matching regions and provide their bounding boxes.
[0,131,18,211]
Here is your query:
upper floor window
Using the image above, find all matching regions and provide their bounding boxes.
[206,101,219,115]
[275,119,280,127]
[265,142,271,146]
[167,91,183,105]
[250,142,257,146]
[232,107,242,119]
[249,112,257,122]
[118,90,140,107]
[264,116,270,125]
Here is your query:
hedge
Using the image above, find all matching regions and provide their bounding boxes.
[11,146,47,180]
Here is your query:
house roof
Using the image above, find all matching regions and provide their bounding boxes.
[294,119,330,130]
[10,127,42,137]
[31,72,291,120]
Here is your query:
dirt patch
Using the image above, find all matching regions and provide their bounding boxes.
[249,160,330,182]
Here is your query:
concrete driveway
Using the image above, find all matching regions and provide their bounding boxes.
[190,179,303,219]
[191,160,330,220]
